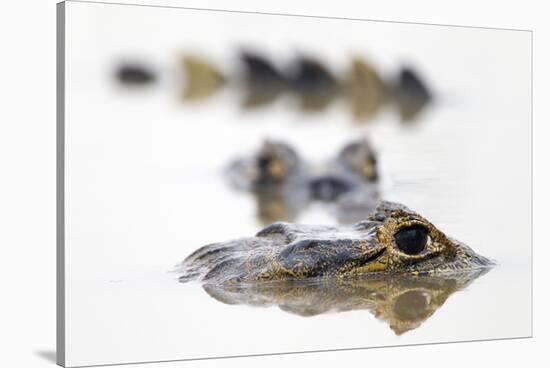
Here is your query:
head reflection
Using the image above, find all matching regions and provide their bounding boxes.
[200,270,490,335]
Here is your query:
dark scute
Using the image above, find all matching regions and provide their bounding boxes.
[116,64,156,85]
[398,68,431,102]
[290,58,337,93]
[394,225,429,255]
[309,176,354,201]
[241,52,286,87]
[241,52,288,107]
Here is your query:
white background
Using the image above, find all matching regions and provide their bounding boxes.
[0,0,547,368]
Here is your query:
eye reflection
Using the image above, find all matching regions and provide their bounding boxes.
[394,225,430,255]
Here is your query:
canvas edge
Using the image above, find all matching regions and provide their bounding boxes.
[56,1,66,367]
[66,0,532,32]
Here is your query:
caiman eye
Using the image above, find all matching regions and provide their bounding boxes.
[394,225,430,255]
[257,155,272,171]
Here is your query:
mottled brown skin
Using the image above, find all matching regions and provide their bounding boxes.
[201,269,490,335]
[178,201,494,286]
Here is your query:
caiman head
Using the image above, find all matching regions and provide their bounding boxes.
[178,201,494,285]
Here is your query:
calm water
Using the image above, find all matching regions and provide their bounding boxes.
[64,99,531,366]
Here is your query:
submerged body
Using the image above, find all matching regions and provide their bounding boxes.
[178,201,494,285]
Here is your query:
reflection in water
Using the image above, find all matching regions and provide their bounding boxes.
[253,187,309,224]
[200,269,490,335]
[251,184,380,225]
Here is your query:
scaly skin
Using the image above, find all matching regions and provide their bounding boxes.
[178,201,494,285]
